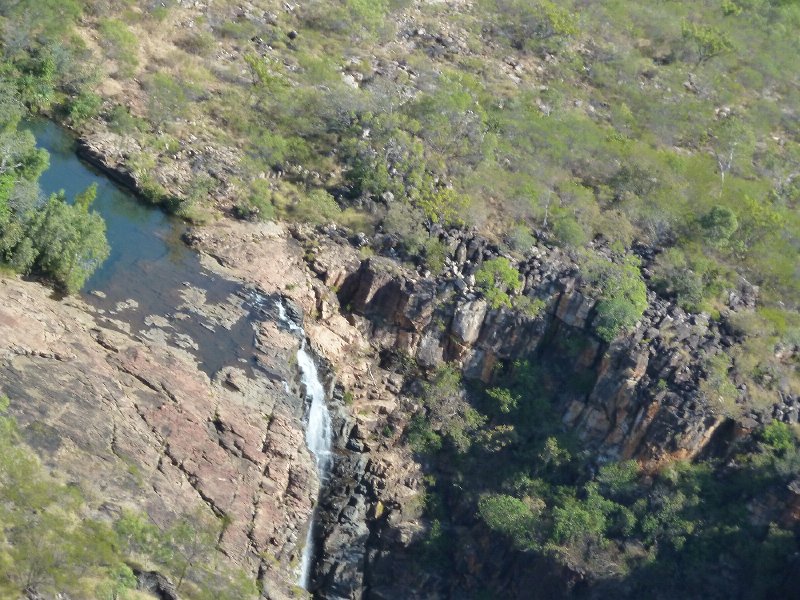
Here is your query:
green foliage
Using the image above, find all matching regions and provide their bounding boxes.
[584,255,648,341]
[26,190,110,294]
[419,364,486,453]
[407,414,442,454]
[416,187,471,227]
[66,91,102,125]
[700,204,739,247]
[484,0,578,53]
[346,0,389,30]
[699,352,740,417]
[114,510,258,597]
[107,105,147,134]
[760,421,795,454]
[596,460,640,500]
[234,179,275,222]
[551,488,608,544]
[487,387,518,414]
[513,295,546,318]
[475,257,523,309]
[291,189,341,224]
[0,396,128,597]
[681,21,734,63]
[478,494,538,547]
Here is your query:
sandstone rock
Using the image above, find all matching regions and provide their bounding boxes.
[0,276,316,594]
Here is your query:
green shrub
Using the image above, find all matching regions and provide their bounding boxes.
[760,421,795,455]
[584,255,648,342]
[107,105,147,134]
[292,189,340,224]
[478,494,538,548]
[407,414,442,454]
[25,188,110,294]
[417,187,471,227]
[475,257,523,309]
[700,205,739,248]
[66,92,102,125]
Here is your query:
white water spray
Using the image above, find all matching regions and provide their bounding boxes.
[275,299,333,590]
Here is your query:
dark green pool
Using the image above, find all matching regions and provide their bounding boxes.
[28,119,263,377]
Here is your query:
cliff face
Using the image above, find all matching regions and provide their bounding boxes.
[329,237,750,468]
[4,215,791,600]
[287,224,800,599]
[0,276,317,597]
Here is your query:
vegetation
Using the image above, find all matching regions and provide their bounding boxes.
[475,257,523,309]
[0,395,257,599]
[583,254,648,341]
[406,357,800,597]
[1,0,800,597]
[0,86,108,293]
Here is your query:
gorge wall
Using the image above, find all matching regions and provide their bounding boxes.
[189,219,797,599]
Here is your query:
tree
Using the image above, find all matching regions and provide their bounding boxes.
[489,0,578,52]
[475,257,523,309]
[700,205,739,248]
[478,494,539,548]
[708,116,755,193]
[681,21,734,64]
[421,364,486,453]
[585,255,648,342]
[160,510,223,591]
[26,190,110,294]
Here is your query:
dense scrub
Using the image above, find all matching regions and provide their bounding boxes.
[61,0,800,307]
[406,360,799,598]
[0,1,109,293]
[46,0,797,356]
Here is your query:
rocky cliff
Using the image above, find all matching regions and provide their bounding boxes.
[3,214,794,600]
[0,276,318,598]
[306,226,782,468]
[293,223,797,598]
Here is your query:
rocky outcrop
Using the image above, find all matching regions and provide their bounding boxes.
[187,221,428,599]
[299,225,787,470]
[184,219,795,599]
[0,276,316,598]
[76,134,145,195]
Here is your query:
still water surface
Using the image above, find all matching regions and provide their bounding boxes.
[28,119,258,376]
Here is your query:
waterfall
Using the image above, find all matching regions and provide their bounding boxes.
[274,299,333,590]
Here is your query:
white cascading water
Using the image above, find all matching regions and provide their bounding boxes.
[275,300,333,590]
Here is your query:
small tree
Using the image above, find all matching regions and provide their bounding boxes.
[475,257,523,309]
[585,255,648,342]
[700,205,739,248]
[681,21,734,64]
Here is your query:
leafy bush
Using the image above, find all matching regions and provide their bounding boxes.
[584,255,648,341]
[420,364,486,453]
[416,187,472,227]
[26,188,110,294]
[475,257,523,309]
[66,92,102,125]
[700,205,739,248]
[234,180,275,222]
[291,189,341,224]
[478,494,538,548]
